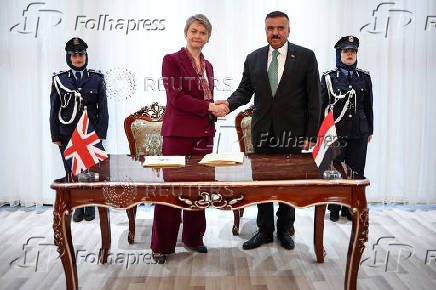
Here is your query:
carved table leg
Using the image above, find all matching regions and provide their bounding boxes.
[98,207,111,264]
[232,209,240,236]
[345,188,369,290]
[239,208,244,218]
[127,206,137,244]
[314,205,327,263]
[53,190,78,290]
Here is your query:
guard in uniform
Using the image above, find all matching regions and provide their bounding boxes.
[49,37,109,222]
[320,36,374,221]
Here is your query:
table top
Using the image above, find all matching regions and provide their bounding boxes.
[51,154,369,190]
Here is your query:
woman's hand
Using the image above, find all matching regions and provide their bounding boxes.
[208,102,229,117]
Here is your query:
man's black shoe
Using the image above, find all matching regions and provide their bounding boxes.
[341,207,353,221]
[73,208,84,222]
[242,231,273,250]
[277,231,295,250]
[329,210,339,222]
[84,207,95,221]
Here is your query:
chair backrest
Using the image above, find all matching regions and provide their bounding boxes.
[124,102,165,156]
[235,105,255,153]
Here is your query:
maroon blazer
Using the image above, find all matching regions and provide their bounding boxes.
[161,48,215,138]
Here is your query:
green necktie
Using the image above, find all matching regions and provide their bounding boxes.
[268,49,279,97]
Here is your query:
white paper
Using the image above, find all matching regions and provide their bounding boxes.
[199,152,244,166]
[142,156,186,167]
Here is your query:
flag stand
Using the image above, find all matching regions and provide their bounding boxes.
[322,160,341,179]
[78,169,99,182]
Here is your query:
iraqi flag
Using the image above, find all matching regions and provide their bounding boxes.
[312,110,341,173]
[63,110,108,176]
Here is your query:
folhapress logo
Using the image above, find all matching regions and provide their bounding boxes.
[10,2,166,38]
[75,15,166,35]
[360,2,436,37]
[9,2,63,38]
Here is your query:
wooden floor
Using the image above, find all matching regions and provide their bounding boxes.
[0,204,435,290]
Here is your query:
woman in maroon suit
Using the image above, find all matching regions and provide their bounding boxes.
[151,14,228,263]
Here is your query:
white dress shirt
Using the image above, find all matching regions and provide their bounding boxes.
[267,41,288,84]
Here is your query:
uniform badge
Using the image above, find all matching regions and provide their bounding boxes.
[73,38,80,45]
[349,36,354,42]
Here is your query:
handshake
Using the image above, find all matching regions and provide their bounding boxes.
[208,100,230,117]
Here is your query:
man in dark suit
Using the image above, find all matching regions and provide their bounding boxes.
[218,11,320,250]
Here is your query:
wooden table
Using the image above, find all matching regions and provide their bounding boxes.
[51,154,369,290]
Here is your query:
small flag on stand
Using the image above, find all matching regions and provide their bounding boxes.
[63,109,108,176]
[312,110,341,173]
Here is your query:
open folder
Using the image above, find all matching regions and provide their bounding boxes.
[199,152,244,166]
[142,156,186,168]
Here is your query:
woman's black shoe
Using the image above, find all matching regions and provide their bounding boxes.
[329,210,339,222]
[73,208,84,222]
[152,252,166,264]
[84,207,95,221]
[189,245,208,253]
[341,207,353,221]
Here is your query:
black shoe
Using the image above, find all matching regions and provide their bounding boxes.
[289,225,295,236]
[242,231,273,250]
[188,245,208,253]
[73,208,84,222]
[152,252,166,264]
[341,207,353,221]
[277,231,295,250]
[329,210,339,222]
[84,207,95,221]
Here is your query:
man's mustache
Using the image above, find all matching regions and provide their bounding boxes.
[272,35,280,39]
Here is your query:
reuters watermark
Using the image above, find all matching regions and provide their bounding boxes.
[144,76,234,92]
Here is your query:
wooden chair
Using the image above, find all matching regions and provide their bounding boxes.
[233,105,296,236]
[231,105,254,235]
[124,102,165,244]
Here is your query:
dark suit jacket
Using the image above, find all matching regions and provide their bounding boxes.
[227,42,320,151]
[49,69,109,142]
[320,68,373,138]
[161,48,215,138]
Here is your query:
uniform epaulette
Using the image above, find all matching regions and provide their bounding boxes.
[356,68,370,75]
[322,68,337,76]
[53,70,68,77]
[88,69,104,76]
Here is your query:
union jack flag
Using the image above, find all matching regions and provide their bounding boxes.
[63,110,108,176]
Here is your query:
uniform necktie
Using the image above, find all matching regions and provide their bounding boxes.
[268,49,279,97]
[75,71,81,84]
[347,71,352,83]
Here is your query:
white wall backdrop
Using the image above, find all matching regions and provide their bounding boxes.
[1,0,435,205]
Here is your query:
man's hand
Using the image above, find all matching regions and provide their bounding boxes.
[53,141,61,146]
[209,102,229,117]
[302,140,316,151]
[368,135,372,143]
[213,100,230,117]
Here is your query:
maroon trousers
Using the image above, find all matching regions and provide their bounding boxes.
[151,136,213,254]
